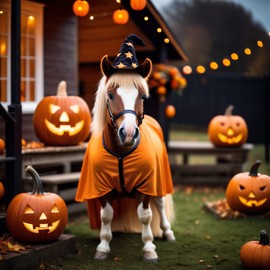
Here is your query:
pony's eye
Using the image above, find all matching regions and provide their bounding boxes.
[108,93,114,100]
[141,95,147,100]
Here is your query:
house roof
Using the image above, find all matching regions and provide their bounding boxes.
[78,0,188,63]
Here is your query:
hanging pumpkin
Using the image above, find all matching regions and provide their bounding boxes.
[240,230,270,270]
[0,138,5,154]
[226,160,270,214]
[208,105,248,147]
[73,0,90,17]
[130,0,147,10]
[33,81,91,146]
[0,181,4,200]
[113,9,129,25]
[6,166,68,244]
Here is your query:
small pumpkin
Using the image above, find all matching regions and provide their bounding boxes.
[165,105,176,118]
[208,105,248,147]
[6,165,68,244]
[73,0,90,17]
[0,181,4,200]
[240,230,270,270]
[33,81,91,146]
[226,160,270,214]
[112,9,129,25]
[130,0,147,11]
[0,138,5,154]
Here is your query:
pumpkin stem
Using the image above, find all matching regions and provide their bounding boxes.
[224,105,234,116]
[57,81,68,97]
[259,230,270,245]
[25,165,44,195]
[249,160,262,176]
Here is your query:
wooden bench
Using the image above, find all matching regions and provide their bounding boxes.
[23,172,86,215]
[168,141,253,185]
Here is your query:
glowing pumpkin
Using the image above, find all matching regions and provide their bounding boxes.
[73,0,90,17]
[208,105,248,147]
[112,9,129,25]
[6,166,68,244]
[0,138,5,154]
[33,81,91,146]
[130,0,147,10]
[240,230,270,270]
[226,160,270,214]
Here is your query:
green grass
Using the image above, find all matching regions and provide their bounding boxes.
[47,129,270,269]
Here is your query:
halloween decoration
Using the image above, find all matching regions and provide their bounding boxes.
[208,105,248,147]
[0,138,5,154]
[76,34,175,262]
[226,160,270,214]
[0,181,4,200]
[240,230,270,270]
[165,105,176,118]
[33,81,91,146]
[112,9,129,25]
[130,0,147,10]
[6,166,68,244]
[73,0,90,17]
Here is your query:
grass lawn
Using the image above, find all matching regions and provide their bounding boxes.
[50,130,269,269]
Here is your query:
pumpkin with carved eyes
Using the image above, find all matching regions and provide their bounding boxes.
[33,81,91,146]
[6,166,68,244]
[226,160,270,214]
[208,105,248,147]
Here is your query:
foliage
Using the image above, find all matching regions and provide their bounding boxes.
[162,0,270,75]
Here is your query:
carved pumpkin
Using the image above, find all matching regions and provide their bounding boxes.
[240,230,270,270]
[226,160,270,214]
[6,166,68,244]
[0,181,4,200]
[112,9,129,25]
[33,81,91,146]
[208,105,248,147]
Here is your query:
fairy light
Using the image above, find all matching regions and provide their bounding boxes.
[244,48,251,55]
[257,40,263,47]
[182,65,192,75]
[231,53,239,60]
[90,15,94,20]
[209,62,218,70]
[222,58,231,66]
[164,38,170,43]
[157,28,162,33]
[196,65,205,74]
[144,16,149,21]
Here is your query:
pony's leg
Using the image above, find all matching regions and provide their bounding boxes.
[153,196,176,241]
[137,202,158,262]
[94,202,114,260]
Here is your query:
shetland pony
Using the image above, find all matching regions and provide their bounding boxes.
[76,56,175,262]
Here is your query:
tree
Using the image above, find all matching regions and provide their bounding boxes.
[162,0,270,75]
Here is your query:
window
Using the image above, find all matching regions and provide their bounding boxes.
[0,1,44,113]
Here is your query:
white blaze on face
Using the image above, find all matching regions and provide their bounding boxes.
[117,86,138,140]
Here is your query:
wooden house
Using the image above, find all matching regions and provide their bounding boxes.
[0,0,187,209]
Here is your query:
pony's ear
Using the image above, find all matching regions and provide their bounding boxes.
[100,55,113,78]
[137,58,152,78]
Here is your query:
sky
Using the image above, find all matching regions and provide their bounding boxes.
[152,0,270,33]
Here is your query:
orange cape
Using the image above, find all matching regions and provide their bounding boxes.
[75,115,174,229]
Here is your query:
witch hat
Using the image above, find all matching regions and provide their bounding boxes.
[100,34,152,78]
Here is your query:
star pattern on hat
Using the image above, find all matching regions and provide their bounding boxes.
[117,62,127,68]
[125,51,133,59]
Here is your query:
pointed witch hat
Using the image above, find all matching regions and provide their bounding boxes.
[100,34,152,78]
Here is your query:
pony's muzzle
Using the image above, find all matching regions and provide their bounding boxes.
[118,125,140,146]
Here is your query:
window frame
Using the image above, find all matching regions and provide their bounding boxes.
[0,0,44,114]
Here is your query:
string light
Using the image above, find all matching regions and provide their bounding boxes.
[231,53,239,60]
[244,48,251,55]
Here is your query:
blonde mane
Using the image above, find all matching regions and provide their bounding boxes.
[91,72,150,137]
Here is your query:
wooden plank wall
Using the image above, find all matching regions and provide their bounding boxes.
[0,0,78,141]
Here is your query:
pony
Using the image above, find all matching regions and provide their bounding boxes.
[76,53,175,262]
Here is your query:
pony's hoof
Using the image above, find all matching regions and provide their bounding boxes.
[94,251,109,260]
[143,250,158,263]
[163,231,176,241]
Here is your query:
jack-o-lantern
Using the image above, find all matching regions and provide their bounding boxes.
[226,160,270,214]
[33,81,91,146]
[208,105,248,147]
[6,166,68,244]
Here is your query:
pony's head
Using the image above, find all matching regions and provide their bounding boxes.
[91,55,152,146]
